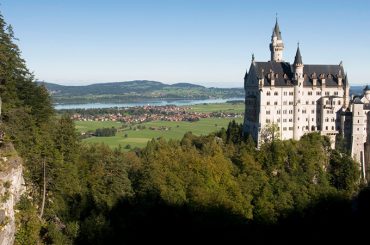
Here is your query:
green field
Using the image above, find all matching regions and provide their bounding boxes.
[75,102,245,149]
[76,117,243,149]
[188,102,244,113]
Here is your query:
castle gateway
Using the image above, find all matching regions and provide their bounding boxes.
[243,19,370,180]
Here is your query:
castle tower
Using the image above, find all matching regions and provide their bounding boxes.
[293,45,304,140]
[269,18,284,62]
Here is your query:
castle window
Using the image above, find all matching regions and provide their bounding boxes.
[331,118,335,122]
[302,110,306,114]
[289,92,293,96]
[283,119,287,122]
[283,127,287,131]
[338,100,341,105]
[289,127,293,130]
[306,118,308,122]
[311,126,315,131]
[311,110,315,114]
[332,126,334,130]
[277,110,281,114]
[325,92,330,96]
[334,91,339,96]
[283,110,287,114]
[306,101,309,105]
[277,118,280,122]
[267,101,270,105]
[283,101,287,105]
[326,126,328,130]
[284,91,287,96]
[316,91,321,95]
[325,118,329,122]
[274,92,278,96]
[306,126,309,130]
[266,119,271,123]
[289,110,293,114]
[274,101,278,105]
[289,118,292,122]
[289,101,293,105]
[267,91,271,96]
[308,91,312,95]
[266,110,270,115]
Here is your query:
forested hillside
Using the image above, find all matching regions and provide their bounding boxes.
[38,81,245,104]
[1,11,370,245]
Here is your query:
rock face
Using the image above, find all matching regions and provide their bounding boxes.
[0,143,25,245]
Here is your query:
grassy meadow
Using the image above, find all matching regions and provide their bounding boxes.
[75,102,244,149]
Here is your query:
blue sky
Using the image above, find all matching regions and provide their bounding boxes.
[1,0,370,87]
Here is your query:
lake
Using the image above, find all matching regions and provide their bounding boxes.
[54,98,245,110]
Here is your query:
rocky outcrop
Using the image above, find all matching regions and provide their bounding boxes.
[0,143,25,245]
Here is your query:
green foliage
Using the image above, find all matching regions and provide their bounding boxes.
[15,197,42,245]
[329,150,360,194]
[94,127,117,137]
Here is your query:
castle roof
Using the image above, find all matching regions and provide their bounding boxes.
[272,20,282,40]
[352,96,364,104]
[251,61,346,87]
[294,46,303,66]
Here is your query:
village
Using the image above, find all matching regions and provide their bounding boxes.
[69,105,243,124]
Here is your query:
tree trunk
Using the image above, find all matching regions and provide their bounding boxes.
[39,158,46,219]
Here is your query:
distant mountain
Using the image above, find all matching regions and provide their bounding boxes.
[350,85,367,96]
[36,80,244,104]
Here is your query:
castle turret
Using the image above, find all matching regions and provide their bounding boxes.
[269,18,284,62]
[364,85,370,101]
[293,44,304,83]
[293,45,304,140]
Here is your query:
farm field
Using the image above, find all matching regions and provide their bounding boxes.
[76,117,243,149]
[74,102,245,149]
[187,102,244,113]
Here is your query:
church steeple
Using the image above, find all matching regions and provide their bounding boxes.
[270,17,284,62]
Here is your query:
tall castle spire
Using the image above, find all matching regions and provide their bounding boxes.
[293,43,304,84]
[294,43,303,66]
[269,17,284,62]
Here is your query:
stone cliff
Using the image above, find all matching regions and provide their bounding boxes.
[0,143,25,245]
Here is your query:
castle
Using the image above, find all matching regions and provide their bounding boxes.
[243,19,370,180]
